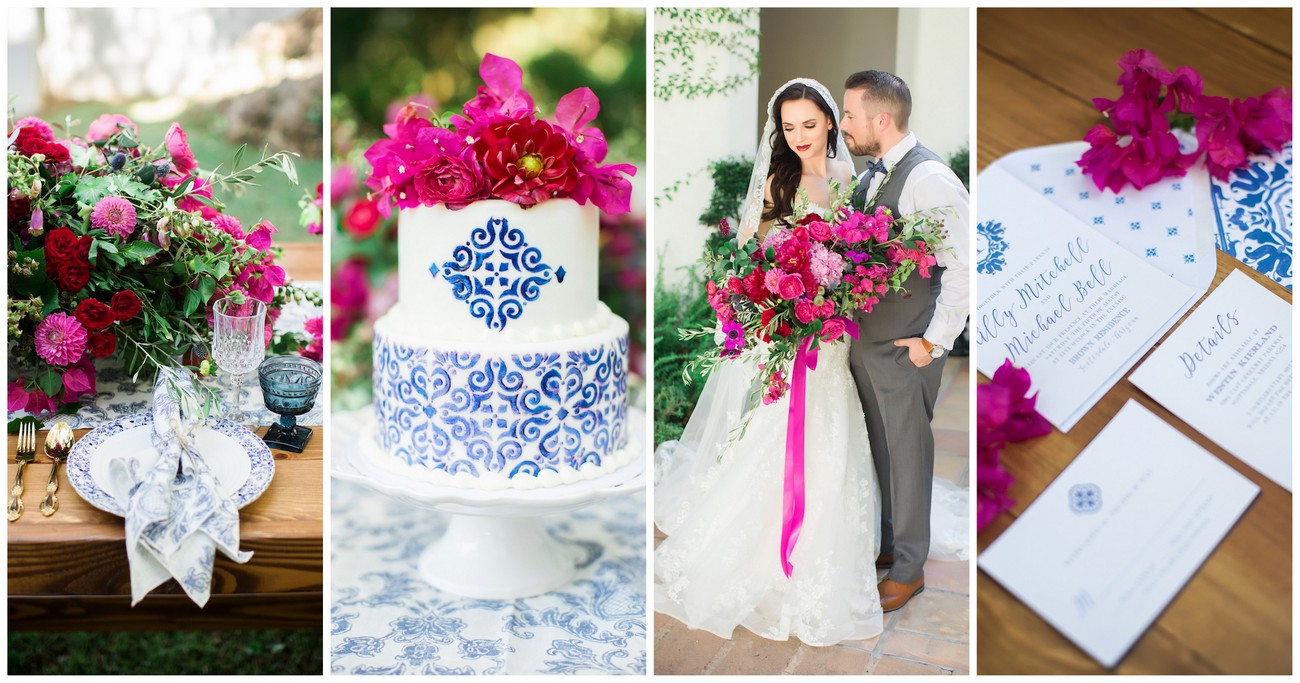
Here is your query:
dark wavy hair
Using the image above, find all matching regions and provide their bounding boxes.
[763,83,839,223]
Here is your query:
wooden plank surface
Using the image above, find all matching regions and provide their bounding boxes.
[278,241,323,282]
[976,8,1292,675]
[7,424,323,628]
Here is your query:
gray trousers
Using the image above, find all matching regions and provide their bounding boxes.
[849,323,946,584]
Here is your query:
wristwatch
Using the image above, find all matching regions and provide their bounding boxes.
[921,338,944,359]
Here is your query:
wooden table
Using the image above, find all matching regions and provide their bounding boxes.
[977,8,1292,674]
[8,425,322,631]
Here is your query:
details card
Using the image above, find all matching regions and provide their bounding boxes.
[979,401,1260,668]
[1130,269,1293,490]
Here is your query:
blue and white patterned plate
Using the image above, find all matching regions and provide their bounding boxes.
[67,412,275,516]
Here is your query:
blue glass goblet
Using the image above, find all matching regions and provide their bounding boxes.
[257,356,322,453]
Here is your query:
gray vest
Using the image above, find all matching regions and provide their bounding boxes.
[853,143,947,342]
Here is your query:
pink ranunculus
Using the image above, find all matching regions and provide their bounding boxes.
[820,317,846,343]
[34,313,88,366]
[212,214,245,240]
[806,220,833,242]
[86,114,138,142]
[776,273,805,300]
[165,122,197,174]
[412,128,487,209]
[794,299,817,324]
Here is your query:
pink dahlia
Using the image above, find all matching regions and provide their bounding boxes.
[475,117,579,207]
[87,114,138,142]
[13,116,54,140]
[35,313,89,366]
[165,122,197,174]
[91,196,137,238]
[212,214,246,240]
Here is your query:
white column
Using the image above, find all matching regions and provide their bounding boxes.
[894,8,970,160]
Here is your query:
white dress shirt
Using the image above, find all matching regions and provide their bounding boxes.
[857,132,970,350]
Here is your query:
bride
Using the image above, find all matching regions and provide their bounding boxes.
[653,78,966,647]
[654,78,883,646]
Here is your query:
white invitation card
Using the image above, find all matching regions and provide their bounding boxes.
[975,165,1198,431]
[979,400,1260,668]
[1130,269,1293,490]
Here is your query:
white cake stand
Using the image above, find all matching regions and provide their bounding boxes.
[331,408,646,599]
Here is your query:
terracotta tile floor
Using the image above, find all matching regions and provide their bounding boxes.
[653,357,971,675]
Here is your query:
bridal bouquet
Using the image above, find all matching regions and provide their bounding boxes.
[364,53,636,216]
[7,113,318,416]
[685,180,947,409]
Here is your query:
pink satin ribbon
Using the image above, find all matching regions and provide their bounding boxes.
[781,317,859,578]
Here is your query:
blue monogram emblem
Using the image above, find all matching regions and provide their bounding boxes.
[1068,483,1101,514]
[976,220,1010,275]
[431,217,565,330]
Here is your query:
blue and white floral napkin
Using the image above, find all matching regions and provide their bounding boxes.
[109,367,252,606]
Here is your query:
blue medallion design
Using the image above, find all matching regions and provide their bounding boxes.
[431,217,565,331]
[1068,483,1101,514]
[373,331,629,479]
[1210,143,1293,290]
[976,220,1009,275]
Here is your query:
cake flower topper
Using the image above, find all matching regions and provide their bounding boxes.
[364,54,638,216]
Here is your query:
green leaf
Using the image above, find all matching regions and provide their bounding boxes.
[197,274,217,303]
[121,240,161,262]
[72,176,114,206]
[183,289,201,317]
[37,371,62,397]
[7,416,42,434]
[213,260,230,281]
[96,239,118,254]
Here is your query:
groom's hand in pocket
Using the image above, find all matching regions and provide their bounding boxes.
[894,337,932,368]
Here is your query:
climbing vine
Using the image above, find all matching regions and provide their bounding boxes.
[654,8,760,101]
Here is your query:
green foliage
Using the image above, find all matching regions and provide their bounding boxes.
[7,630,322,675]
[654,8,760,101]
[697,156,752,228]
[947,145,970,190]
[652,265,717,445]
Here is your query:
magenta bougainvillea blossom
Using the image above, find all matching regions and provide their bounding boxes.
[976,359,1053,531]
[1078,49,1292,190]
[365,53,636,215]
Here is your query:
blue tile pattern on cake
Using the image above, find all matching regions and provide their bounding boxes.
[373,333,629,479]
[431,217,563,330]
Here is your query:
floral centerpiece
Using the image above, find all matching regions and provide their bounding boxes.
[363,53,636,214]
[1078,48,1292,191]
[7,113,318,416]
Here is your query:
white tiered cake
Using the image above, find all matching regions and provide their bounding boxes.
[371,199,632,489]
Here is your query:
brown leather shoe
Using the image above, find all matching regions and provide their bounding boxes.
[878,576,925,612]
[875,553,894,569]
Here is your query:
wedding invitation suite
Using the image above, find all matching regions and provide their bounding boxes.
[975,165,1199,431]
[1130,269,1293,490]
[979,401,1260,668]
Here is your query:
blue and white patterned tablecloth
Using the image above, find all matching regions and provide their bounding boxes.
[8,284,324,430]
[330,479,647,675]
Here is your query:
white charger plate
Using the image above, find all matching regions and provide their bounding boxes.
[67,412,275,516]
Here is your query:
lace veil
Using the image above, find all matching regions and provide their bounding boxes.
[737,78,855,246]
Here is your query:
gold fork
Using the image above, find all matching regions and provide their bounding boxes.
[7,423,37,522]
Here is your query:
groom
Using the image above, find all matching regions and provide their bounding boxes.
[840,71,970,612]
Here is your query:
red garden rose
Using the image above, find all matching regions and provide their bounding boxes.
[87,330,118,358]
[74,298,115,331]
[14,127,70,163]
[54,262,90,292]
[475,117,579,207]
[45,227,81,264]
[110,290,142,321]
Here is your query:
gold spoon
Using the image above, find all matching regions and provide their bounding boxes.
[39,422,73,517]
